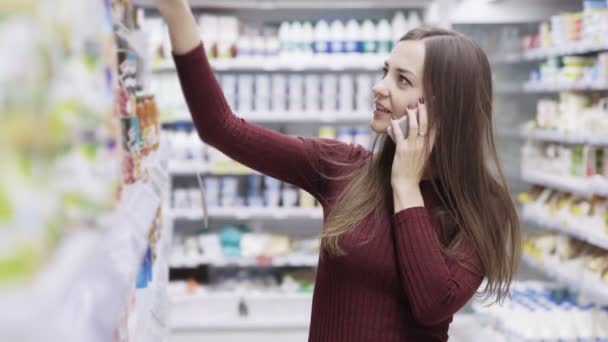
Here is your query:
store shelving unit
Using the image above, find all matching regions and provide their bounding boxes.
[520,170,608,197]
[523,80,608,93]
[519,128,608,145]
[170,253,319,268]
[170,206,323,221]
[153,55,388,73]
[522,254,608,306]
[521,211,608,251]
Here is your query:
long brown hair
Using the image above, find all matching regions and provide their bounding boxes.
[320,26,521,302]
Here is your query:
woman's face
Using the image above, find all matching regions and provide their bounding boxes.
[371,40,426,134]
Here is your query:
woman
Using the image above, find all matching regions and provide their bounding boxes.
[156,1,521,341]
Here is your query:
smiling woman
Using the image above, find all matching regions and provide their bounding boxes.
[154,0,520,341]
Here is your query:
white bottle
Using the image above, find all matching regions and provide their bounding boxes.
[302,21,314,57]
[237,74,254,113]
[338,73,354,114]
[271,74,287,112]
[355,74,373,112]
[361,19,377,54]
[236,31,253,58]
[291,21,304,59]
[392,11,408,43]
[305,74,320,113]
[264,28,280,58]
[314,19,331,55]
[376,19,393,54]
[278,21,292,58]
[252,29,266,58]
[329,19,345,54]
[288,74,304,112]
[199,15,219,58]
[254,74,271,113]
[337,127,353,144]
[408,11,422,30]
[344,19,361,56]
[221,74,237,109]
[322,74,338,113]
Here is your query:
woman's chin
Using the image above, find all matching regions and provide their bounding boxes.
[370,119,390,134]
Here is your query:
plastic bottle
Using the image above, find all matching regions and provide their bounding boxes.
[264,28,280,58]
[314,19,331,54]
[344,19,361,55]
[337,127,353,144]
[408,11,422,30]
[361,19,377,54]
[271,74,287,112]
[391,11,408,43]
[291,21,304,59]
[254,74,271,113]
[288,74,304,112]
[305,74,320,113]
[338,73,354,113]
[278,21,292,58]
[329,19,345,54]
[302,21,314,57]
[376,19,393,54]
[322,74,338,112]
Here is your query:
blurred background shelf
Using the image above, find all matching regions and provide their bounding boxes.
[169,207,323,221]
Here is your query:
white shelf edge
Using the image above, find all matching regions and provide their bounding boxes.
[520,170,599,197]
[170,207,323,220]
[152,55,387,73]
[170,317,310,331]
[162,112,371,125]
[523,80,608,93]
[169,254,319,268]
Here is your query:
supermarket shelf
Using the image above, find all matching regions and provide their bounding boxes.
[520,128,608,145]
[171,316,310,331]
[521,170,608,197]
[170,254,319,268]
[170,207,324,221]
[134,0,430,9]
[161,112,371,127]
[168,160,258,176]
[494,82,523,94]
[522,42,608,61]
[523,80,608,93]
[522,211,608,251]
[152,54,387,73]
[522,254,608,305]
[169,289,312,331]
[489,53,526,65]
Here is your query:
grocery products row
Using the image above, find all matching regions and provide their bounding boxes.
[172,175,317,210]
[152,71,379,121]
[518,186,608,249]
[473,281,608,340]
[163,125,373,171]
[525,53,608,88]
[170,227,319,268]
[465,1,608,61]
[523,232,608,305]
[521,92,608,144]
[144,11,422,64]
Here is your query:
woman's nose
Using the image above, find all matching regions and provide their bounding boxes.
[372,81,389,99]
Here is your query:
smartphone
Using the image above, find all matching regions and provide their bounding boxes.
[387,114,409,142]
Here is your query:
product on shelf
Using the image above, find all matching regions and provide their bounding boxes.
[171,227,320,267]
[518,186,608,244]
[144,12,420,65]
[523,232,608,302]
[523,93,608,139]
[473,281,608,340]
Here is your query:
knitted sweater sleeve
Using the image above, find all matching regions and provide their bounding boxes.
[172,42,328,199]
[392,207,484,326]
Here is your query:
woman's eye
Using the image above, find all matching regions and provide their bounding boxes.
[382,67,388,78]
[399,76,411,86]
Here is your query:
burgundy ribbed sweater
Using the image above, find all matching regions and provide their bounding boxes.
[173,43,484,341]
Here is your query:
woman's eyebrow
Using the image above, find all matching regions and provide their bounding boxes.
[384,61,417,79]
